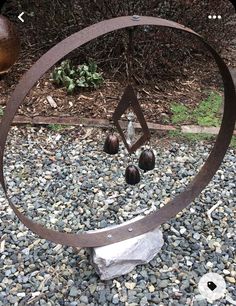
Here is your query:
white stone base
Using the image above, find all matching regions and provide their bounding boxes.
[89,218,164,280]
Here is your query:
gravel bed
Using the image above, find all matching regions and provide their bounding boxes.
[0,126,235,306]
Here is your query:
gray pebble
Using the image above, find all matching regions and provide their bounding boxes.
[69,286,79,297]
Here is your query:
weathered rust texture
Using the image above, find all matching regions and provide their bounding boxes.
[112,85,151,153]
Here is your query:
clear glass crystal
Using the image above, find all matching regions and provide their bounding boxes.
[127,111,135,146]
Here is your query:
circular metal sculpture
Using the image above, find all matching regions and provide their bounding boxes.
[0,16,235,248]
[0,15,20,74]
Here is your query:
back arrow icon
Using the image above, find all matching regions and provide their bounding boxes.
[18,12,25,22]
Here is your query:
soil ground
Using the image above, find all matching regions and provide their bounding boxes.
[0,58,227,125]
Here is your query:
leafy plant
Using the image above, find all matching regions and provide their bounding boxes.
[77,62,104,88]
[52,60,103,94]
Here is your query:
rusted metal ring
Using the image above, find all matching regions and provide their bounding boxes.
[0,16,235,248]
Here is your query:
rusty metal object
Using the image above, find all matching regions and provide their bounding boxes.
[113,85,151,153]
[103,133,119,155]
[0,16,235,248]
[138,149,155,172]
[0,15,20,74]
[125,164,141,185]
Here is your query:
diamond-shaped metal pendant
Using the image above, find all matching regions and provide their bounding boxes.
[112,85,151,153]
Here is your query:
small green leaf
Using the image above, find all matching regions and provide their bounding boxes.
[67,83,76,93]
[92,73,100,80]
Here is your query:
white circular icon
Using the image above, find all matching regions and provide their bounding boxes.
[208,15,222,20]
[198,273,226,303]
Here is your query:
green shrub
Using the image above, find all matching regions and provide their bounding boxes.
[52,60,103,94]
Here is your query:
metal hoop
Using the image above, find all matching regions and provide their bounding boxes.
[0,16,235,247]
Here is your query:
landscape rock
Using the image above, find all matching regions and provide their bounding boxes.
[90,218,164,280]
[1,126,235,305]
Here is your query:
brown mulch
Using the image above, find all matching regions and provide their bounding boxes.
[0,55,223,125]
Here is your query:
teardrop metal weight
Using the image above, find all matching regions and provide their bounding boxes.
[138,149,155,171]
[125,165,140,185]
[103,134,119,155]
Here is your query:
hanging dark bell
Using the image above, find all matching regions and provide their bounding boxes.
[125,165,140,185]
[103,134,119,155]
[138,149,155,172]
